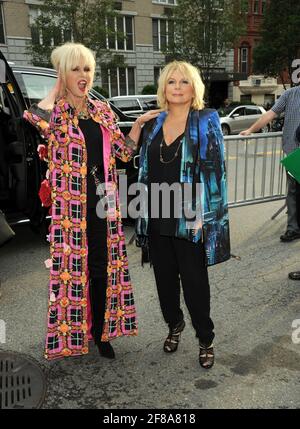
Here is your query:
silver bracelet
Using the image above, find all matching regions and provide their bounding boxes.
[125,135,138,152]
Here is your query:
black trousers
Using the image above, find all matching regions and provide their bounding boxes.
[149,228,214,346]
[86,208,107,345]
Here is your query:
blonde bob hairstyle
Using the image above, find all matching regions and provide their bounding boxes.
[51,42,96,90]
[157,61,205,111]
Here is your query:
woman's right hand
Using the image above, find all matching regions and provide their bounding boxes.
[51,74,64,99]
[38,74,63,110]
[240,129,252,136]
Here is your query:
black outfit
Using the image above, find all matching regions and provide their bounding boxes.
[148,128,182,236]
[148,128,214,347]
[79,118,107,345]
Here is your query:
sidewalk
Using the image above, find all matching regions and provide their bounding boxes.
[0,200,299,409]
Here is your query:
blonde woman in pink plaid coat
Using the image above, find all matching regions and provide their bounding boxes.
[24,43,159,360]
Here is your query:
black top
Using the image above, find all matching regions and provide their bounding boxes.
[79,118,104,208]
[148,127,183,236]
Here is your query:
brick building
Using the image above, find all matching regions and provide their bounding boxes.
[233,0,287,106]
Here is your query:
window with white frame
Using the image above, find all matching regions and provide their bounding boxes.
[154,66,163,85]
[101,67,135,97]
[107,15,134,51]
[152,19,174,52]
[153,0,177,4]
[240,46,249,74]
[29,7,72,46]
[0,3,6,44]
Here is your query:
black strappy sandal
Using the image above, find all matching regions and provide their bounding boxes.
[163,320,185,353]
[199,343,214,369]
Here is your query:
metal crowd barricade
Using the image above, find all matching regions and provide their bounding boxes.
[224,132,286,208]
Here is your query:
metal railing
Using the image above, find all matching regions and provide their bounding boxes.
[224,132,286,208]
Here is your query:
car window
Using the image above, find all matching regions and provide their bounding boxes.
[139,99,157,110]
[17,73,57,105]
[217,106,235,117]
[245,107,260,115]
[111,99,141,111]
[232,107,245,116]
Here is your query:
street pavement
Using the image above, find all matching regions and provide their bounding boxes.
[0,200,299,409]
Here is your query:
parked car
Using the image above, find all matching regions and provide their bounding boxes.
[271,112,285,132]
[218,104,269,135]
[0,51,137,229]
[109,95,158,117]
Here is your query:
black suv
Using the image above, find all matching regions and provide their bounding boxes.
[0,51,137,229]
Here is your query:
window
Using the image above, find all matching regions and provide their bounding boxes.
[29,7,72,47]
[15,73,57,105]
[152,19,174,52]
[112,99,140,111]
[240,94,252,104]
[107,15,134,51]
[154,67,163,86]
[153,0,177,4]
[240,46,249,74]
[261,0,267,14]
[232,107,245,117]
[101,67,136,97]
[245,106,260,115]
[0,4,5,44]
[253,0,259,13]
[264,94,275,106]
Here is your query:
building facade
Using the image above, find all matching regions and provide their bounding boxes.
[1,0,243,105]
[233,0,287,106]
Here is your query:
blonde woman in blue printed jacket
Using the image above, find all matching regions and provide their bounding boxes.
[136,61,231,369]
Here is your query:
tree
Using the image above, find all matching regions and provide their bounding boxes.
[164,0,247,88]
[28,0,124,69]
[253,0,300,87]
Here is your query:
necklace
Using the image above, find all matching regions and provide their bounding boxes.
[159,136,183,164]
[76,101,90,119]
[67,97,90,119]
[77,109,90,120]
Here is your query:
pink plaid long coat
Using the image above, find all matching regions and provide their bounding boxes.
[24,97,137,360]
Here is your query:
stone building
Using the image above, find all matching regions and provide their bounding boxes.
[0,0,240,104]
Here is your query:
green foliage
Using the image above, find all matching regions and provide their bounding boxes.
[28,0,122,68]
[253,0,300,85]
[141,85,157,95]
[165,0,247,85]
[93,85,109,99]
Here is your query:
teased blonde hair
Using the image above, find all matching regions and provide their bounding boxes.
[51,42,96,90]
[157,61,205,111]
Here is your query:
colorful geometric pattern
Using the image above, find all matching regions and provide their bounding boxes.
[24,98,137,360]
[136,108,230,267]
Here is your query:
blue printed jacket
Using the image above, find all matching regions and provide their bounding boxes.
[136,108,230,266]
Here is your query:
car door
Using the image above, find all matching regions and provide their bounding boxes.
[0,52,43,224]
[229,107,247,134]
[244,106,263,129]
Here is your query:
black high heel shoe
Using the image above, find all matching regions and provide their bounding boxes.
[163,320,185,353]
[199,343,214,369]
[97,341,115,359]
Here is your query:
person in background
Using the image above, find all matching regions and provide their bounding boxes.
[240,87,300,244]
